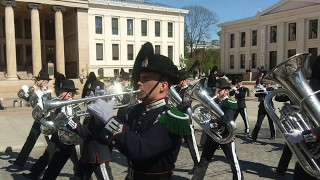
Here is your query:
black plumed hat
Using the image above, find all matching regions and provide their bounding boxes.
[81,72,98,98]
[60,79,78,92]
[178,69,188,80]
[36,69,51,81]
[140,54,179,85]
[216,78,231,89]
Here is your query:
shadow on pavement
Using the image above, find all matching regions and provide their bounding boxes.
[111,149,128,167]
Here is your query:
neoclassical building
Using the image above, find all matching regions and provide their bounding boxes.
[0,0,187,80]
[219,0,320,75]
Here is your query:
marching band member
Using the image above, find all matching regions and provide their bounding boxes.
[230,79,250,134]
[65,76,114,180]
[175,69,200,173]
[87,43,191,180]
[192,78,243,180]
[282,55,320,180]
[22,73,66,179]
[249,84,276,141]
[9,69,52,168]
[41,79,81,180]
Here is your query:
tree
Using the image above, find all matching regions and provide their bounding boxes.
[184,6,218,58]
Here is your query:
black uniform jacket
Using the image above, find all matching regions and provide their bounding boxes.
[74,115,112,163]
[214,97,237,137]
[235,87,248,108]
[101,99,182,174]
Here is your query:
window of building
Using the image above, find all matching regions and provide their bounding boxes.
[270,51,277,70]
[112,44,119,60]
[96,43,103,60]
[141,20,147,36]
[270,26,277,43]
[24,19,31,39]
[168,22,173,37]
[230,55,234,69]
[95,16,102,34]
[127,44,133,60]
[288,49,296,58]
[252,30,257,46]
[127,19,133,36]
[155,45,161,54]
[14,18,22,38]
[309,19,318,39]
[155,21,160,37]
[240,54,245,69]
[45,20,55,40]
[309,48,318,68]
[230,34,235,48]
[112,18,118,35]
[114,69,119,77]
[252,53,257,69]
[241,32,246,47]
[288,23,296,41]
[168,46,173,60]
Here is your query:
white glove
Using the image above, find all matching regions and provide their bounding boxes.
[284,130,303,144]
[87,99,115,124]
[94,86,105,97]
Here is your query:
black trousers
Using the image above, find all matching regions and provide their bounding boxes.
[184,132,199,166]
[293,162,317,180]
[192,135,243,180]
[29,135,56,177]
[41,142,79,180]
[74,161,114,180]
[276,144,292,175]
[251,108,276,139]
[234,108,249,133]
[15,122,41,166]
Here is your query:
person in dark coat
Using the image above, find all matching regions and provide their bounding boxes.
[9,69,52,168]
[230,79,250,134]
[192,78,243,180]
[40,79,81,180]
[249,84,276,141]
[85,44,191,180]
[283,55,320,180]
[175,69,200,172]
[66,78,114,180]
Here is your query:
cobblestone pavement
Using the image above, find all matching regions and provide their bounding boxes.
[0,100,297,180]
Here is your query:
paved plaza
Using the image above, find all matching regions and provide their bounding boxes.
[0,99,296,180]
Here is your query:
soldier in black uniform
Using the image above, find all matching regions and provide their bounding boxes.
[175,69,200,172]
[66,78,114,180]
[87,43,191,180]
[41,79,81,180]
[249,84,276,141]
[230,79,250,134]
[192,78,243,180]
[283,55,320,180]
[9,69,52,168]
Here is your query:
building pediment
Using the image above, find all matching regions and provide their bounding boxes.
[259,0,320,16]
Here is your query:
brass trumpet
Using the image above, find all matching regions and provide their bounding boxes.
[42,89,141,115]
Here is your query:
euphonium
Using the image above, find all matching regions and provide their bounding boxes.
[263,53,320,178]
[169,78,236,144]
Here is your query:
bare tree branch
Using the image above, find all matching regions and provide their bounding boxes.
[184,6,218,57]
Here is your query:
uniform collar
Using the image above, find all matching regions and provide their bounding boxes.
[145,99,166,112]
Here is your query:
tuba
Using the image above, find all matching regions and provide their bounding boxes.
[264,53,320,178]
[169,78,236,144]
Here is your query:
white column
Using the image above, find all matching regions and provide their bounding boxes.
[28,3,42,76]
[2,0,18,80]
[52,5,65,75]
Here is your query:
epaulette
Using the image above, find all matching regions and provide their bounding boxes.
[224,97,238,110]
[243,87,249,91]
[157,104,191,136]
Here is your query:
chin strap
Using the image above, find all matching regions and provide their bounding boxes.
[142,75,164,103]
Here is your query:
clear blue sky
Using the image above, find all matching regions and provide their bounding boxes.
[152,0,282,40]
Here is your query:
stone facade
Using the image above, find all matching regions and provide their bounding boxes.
[0,0,187,79]
[219,0,320,75]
